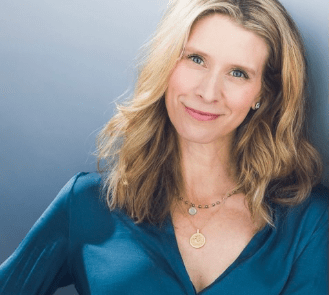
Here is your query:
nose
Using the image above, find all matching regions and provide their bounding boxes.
[196,70,223,103]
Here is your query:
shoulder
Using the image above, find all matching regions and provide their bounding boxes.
[305,183,328,228]
[274,183,328,235]
[308,183,328,207]
[268,184,328,261]
[65,172,118,244]
[67,171,107,210]
[294,183,328,224]
[70,171,103,193]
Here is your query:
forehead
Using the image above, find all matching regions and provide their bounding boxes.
[187,14,269,72]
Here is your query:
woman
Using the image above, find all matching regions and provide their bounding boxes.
[0,0,327,294]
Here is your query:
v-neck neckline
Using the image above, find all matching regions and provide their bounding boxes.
[163,214,272,294]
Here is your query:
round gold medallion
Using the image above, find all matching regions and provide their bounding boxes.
[190,230,206,249]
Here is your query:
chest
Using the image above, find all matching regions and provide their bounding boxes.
[172,207,259,293]
[70,208,296,295]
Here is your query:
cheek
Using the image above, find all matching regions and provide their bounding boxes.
[227,83,261,111]
[167,63,199,96]
[165,66,189,117]
[165,69,191,134]
[164,85,178,127]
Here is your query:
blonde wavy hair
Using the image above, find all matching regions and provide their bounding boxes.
[96,0,322,227]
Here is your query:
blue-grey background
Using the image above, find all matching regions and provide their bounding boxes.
[0,0,327,294]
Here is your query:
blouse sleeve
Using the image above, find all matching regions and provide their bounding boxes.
[280,207,328,295]
[0,173,81,295]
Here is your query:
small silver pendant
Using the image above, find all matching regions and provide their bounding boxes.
[188,207,197,215]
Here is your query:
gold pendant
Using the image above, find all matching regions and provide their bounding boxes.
[190,229,206,249]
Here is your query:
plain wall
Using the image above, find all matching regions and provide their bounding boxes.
[0,1,327,294]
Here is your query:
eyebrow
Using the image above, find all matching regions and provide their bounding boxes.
[184,46,211,60]
[184,45,257,77]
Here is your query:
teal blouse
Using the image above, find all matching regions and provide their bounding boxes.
[0,172,327,294]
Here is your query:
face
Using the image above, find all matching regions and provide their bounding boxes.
[165,14,269,147]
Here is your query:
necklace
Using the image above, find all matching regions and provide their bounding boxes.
[177,188,238,249]
[179,188,238,215]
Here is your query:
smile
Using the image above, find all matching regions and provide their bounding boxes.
[184,106,220,121]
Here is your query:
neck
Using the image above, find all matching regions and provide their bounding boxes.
[179,137,237,204]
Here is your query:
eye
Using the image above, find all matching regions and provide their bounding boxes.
[187,54,204,65]
[230,69,249,79]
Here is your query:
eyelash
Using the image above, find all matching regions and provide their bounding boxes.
[230,69,249,79]
[186,53,249,80]
[187,54,204,65]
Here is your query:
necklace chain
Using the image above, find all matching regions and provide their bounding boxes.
[176,187,238,249]
[179,187,238,215]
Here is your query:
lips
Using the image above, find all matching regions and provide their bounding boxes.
[185,106,220,121]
